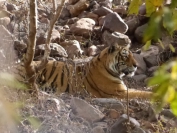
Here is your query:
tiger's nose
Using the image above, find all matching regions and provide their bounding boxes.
[133,64,137,67]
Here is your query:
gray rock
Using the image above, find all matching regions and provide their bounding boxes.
[92,98,125,110]
[112,5,127,16]
[14,40,27,53]
[113,0,123,5]
[133,53,147,74]
[70,97,105,123]
[93,6,113,16]
[126,16,140,35]
[35,43,68,58]
[132,127,146,133]
[133,74,147,82]
[135,23,148,43]
[147,66,159,76]
[36,29,47,45]
[141,45,160,67]
[102,30,131,46]
[91,126,105,133]
[99,12,128,33]
[110,114,140,133]
[51,29,60,43]
[0,17,10,27]
[148,106,158,122]
[60,40,83,59]
[161,109,177,119]
[0,25,16,64]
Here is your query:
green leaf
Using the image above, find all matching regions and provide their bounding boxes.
[28,117,40,129]
[148,74,169,86]
[143,11,162,42]
[165,86,175,102]
[0,73,26,90]
[158,39,165,49]
[128,0,142,15]
[170,94,177,116]
[170,0,177,9]
[163,7,175,35]
[143,40,151,50]
[169,44,175,52]
[145,0,156,16]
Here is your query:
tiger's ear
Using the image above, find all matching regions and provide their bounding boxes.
[108,43,121,53]
[108,45,116,53]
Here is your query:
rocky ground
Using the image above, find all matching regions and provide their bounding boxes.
[0,0,177,132]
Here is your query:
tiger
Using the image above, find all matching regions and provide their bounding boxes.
[15,43,152,99]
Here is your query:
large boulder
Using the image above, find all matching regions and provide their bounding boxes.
[99,12,128,33]
[70,18,96,37]
[102,30,131,46]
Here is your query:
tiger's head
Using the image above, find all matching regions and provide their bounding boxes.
[98,43,137,79]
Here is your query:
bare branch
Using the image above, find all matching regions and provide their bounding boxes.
[24,0,38,95]
[37,0,66,71]
[52,0,57,12]
[25,0,37,66]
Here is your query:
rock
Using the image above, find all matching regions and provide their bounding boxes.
[0,10,12,18]
[70,18,95,37]
[67,0,89,17]
[93,6,113,16]
[70,97,105,123]
[161,109,177,119]
[6,3,18,11]
[93,122,107,130]
[99,12,128,33]
[66,17,79,25]
[147,66,159,76]
[91,126,105,133]
[133,53,147,75]
[87,45,100,56]
[0,2,7,11]
[135,23,148,43]
[40,17,49,24]
[44,98,61,112]
[14,40,27,53]
[51,29,60,43]
[102,30,131,46]
[112,5,127,16]
[126,16,140,35]
[60,40,83,59]
[92,98,124,110]
[0,17,10,27]
[138,3,146,16]
[112,0,122,5]
[36,29,46,45]
[133,74,147,82]
[78,11,98,24]
[108,109,120,119]
[99,0,112,8]
[141,45,159,67]
[60,6,70,19]
[110,114,140,133]
[132,127,146,133]
[35,43,68,58]
[68,0,79,4]
[148,106,158,122]
[0,25,16,65]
